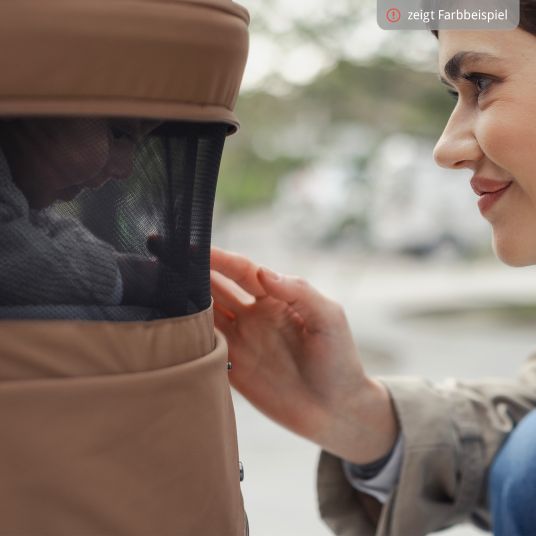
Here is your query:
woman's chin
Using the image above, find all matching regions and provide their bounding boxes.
[492,234,536,267]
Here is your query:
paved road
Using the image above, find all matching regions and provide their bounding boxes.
[215,208,536,536]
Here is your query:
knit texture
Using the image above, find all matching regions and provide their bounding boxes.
[0,149,122,306]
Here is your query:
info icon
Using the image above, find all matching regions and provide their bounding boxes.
[386,7,401,23]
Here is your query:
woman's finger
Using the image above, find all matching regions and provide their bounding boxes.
[257,267,340,332]
[213,302,236,334]
[211,247,267,298]
[211,270,251,317]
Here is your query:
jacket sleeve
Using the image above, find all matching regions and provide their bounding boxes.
[317,353,536,536]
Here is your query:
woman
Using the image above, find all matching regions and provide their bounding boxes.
[210,6,536,536]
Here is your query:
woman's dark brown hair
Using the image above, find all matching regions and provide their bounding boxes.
[519,0,536,34]
[432,0,536,36]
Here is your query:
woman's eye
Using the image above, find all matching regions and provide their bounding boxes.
[463,73,494,97]
[445,73,494,104]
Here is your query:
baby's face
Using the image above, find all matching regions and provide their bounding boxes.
[3,118,157,208]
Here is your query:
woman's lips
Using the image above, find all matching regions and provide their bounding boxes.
[470,176,513,215]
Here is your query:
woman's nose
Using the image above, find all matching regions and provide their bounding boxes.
[433,107,483,170]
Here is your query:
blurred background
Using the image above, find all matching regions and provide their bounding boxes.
[213,1,536,534]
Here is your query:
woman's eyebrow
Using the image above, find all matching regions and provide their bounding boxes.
[441,51,501,84]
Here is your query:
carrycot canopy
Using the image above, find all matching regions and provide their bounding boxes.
[0,0,249,132]
[0,0,250,322]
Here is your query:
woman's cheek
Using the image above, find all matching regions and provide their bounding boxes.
[476,106,517,168]
[477,102,534,178]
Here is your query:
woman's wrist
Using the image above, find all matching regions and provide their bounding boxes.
[318,377,400,465]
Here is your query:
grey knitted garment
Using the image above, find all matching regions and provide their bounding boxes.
[0,149,123,306]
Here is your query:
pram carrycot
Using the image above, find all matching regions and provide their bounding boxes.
[0,1,250,534]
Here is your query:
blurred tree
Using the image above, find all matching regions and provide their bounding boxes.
[218,56,456,211]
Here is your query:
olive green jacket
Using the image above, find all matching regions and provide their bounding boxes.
[317,353,536,536]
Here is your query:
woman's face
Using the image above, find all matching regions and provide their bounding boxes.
[434,28,536,266]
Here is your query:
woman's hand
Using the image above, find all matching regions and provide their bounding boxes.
[211,247,399,464]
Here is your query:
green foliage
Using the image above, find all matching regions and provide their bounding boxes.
[218,57,456,211]
[218,149,304,211]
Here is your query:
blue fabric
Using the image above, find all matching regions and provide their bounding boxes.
[489,409,536,536]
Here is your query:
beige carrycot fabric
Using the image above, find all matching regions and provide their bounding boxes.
[0,306,246,535]
[0,0,249,132]
[0,1,250,532]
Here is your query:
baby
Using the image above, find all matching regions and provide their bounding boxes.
[0,118,155,307]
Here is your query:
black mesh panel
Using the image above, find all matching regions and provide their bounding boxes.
[0,118,227,321]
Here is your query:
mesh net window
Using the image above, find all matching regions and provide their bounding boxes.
[0,117,228,321]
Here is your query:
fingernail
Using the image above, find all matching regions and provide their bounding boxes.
[260,266,281,281]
